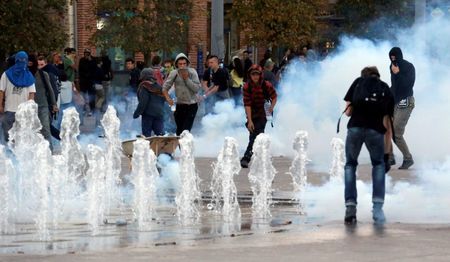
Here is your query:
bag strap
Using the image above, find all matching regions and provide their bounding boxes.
[336,104,351,133]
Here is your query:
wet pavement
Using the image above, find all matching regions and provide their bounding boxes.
[2,155,449,261]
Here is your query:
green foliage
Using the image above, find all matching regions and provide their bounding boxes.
[0,1,68,56]
[334,0,415,39]
[91,0,192,57]
[232,0,328,47]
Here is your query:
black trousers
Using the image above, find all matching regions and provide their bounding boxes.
[243,117,267,159]
[174,103,198,136]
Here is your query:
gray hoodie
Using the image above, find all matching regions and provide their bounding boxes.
[162,53,200,104]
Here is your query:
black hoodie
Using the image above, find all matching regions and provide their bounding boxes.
[389,47,415,104]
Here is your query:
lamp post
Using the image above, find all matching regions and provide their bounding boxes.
[211,0,225,59]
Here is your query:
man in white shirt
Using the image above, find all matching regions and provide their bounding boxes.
[0,51,36,143]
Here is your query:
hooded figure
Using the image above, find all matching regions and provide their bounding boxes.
[133,68,166,137]
[389,47,415,104]
[162,53,201,136]
[5,51,35,87]
[388,47,415,170]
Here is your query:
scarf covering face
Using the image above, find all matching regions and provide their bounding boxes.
[5,51,35,87]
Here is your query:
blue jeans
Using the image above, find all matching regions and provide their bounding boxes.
[345,127,385,206]
[142,115,164,137]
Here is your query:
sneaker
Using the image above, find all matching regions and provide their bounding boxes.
[399,159,414,170]
[388,155,396,166]
[240,157,249,168]
[344,205,357,225]
[372,203,386,225]
[384,154,391,173]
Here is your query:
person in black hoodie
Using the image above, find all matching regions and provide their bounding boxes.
[133,68,166,137]
[388,47,415,169]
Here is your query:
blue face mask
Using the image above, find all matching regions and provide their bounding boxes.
[5,51,35,87]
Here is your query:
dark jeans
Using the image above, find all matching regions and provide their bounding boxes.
[1,111,15,143]
[243,117,267,159]
[142,115,164,137]
[230,87,242,106]
[345,127,385,206]
[174,103,198,136]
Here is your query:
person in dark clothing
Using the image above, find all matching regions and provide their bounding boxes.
[201,55,230,113]
[343,66,394,225]
[242,51,253,82]
[133,68,166,137]
[100,52,113,110]
[78,49,97,115]
[240,64,277,168]
[388,47,415,169]
[126,58,141,94]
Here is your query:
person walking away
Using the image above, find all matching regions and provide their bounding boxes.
[388,47,415,169]
[93,57,106,130]
[56,71,73,129]
[343,66,394,225]
[229,56,244,106]
[133,68,166,137]
[240,64,277,168]
[162,53,201,136]
[0,51,36,143]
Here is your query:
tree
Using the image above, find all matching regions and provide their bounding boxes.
[0,1,68,61]
[232,0,329,48]
[90,0,192,61]
[334,0,415,40]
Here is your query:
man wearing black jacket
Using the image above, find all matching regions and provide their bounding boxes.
[388,47,415,169]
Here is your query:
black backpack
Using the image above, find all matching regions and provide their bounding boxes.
[352,76,388,114]
[337,76,393,134]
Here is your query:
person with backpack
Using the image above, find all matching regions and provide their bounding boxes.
[388,47,415,169]
[343,66,394,225]
[240,64,277,168]
[133,68,166,137]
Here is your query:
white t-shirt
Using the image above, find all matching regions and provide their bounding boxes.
[60,80,73,104]
[0,72,36,112]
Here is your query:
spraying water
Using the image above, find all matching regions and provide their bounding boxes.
[131,139,158,230]
[288,131,309,213]
[33,140,52,241]
[7,101,54,239]
[86,144,107,235]
[329,138,345,181]
[210,137,241,222]
[101,106,122,213]
[175,130,201,225]
[248,134,276,220]
[0,145,15,234]
[60,107,86,182]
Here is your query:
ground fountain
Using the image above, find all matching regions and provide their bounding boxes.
[330,138,345,181]
[175,130,201,225]
[131,138,158,230]
[248,134,276,220]
[288,131,309,213]
[210,137,241,223]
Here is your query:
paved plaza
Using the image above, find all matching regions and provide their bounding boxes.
[1,154,449,262]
